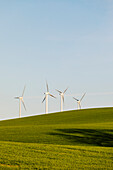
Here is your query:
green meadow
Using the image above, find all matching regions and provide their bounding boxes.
[0,108,113,169]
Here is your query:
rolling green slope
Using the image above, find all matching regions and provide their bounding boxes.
[0,108,113,169]
[0,108,113,146]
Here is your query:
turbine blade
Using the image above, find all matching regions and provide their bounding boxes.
[49,93,56,98]
[55,89,62,94]
[80,93,86,102]
[42,96,46,103]
[22,100,27,111]
[63,87,68,94]
[22,86,26,97]
[14,97,19,99]
[73,97,79,101]
[62,95,64,103]
[46,81,49,92]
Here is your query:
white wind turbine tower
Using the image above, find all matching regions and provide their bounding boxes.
[42,82,56,114]
[73,93,86,110]
[15,86,27,118]
[56,87,68,112]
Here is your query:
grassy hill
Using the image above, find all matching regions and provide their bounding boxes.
[0,108,113,169]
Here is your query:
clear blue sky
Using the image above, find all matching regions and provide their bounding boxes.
[0,0,113,120]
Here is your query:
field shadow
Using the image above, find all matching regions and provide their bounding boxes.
[49,129,113,147]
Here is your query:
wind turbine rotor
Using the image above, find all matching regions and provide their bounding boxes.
[15,86,27,118]
[42,96,46,103]
[55,89,62,94]
[56,87,68,112]
[42,82,56,114]
[22,100,27,111]
[22,86,26,97]
[46,81,49,92]
[15,97,19,99]
[73,97,79,101]
[63,87,68,94]
[49,93,56,98]
[80,93,86,102]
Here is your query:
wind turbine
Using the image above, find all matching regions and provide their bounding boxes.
[56,87,68,112]
[42,82,56,114]
[73,93,86,110]
[15,86,27,118]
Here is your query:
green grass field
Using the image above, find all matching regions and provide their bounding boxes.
[0,108,113,169]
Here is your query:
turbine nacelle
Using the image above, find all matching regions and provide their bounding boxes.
[44,92,50,95]
[77,100,80,104]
